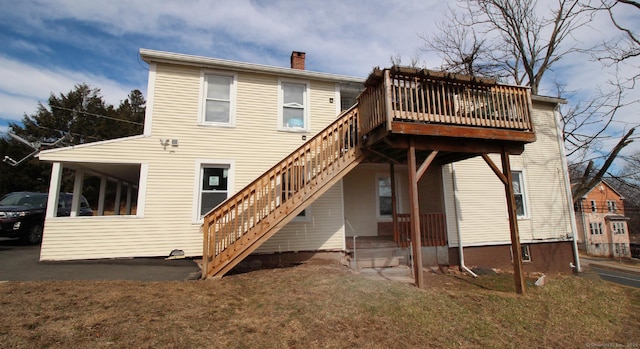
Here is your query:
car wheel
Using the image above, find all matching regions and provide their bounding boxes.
[20,224,43,245]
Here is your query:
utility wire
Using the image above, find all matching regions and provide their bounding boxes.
[50,105,144,126]
[35,124,104,142]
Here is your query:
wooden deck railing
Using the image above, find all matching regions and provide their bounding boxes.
[202,105,365,279]
[359,67,533,136]
[394,213,447,247]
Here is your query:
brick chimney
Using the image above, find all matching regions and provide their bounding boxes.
[290,51,306,70]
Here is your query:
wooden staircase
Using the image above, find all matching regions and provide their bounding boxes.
[202,105,366,279]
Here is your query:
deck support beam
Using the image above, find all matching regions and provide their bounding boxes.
[407,139,438,288]
[408,139,423,287]
[482,150,526,295]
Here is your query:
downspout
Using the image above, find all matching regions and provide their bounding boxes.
[451,164,478,278]
[580,200,589,255]
[554,105,582,272]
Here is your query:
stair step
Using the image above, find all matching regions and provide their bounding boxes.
[349,247,408,259]
[351,256,405,268]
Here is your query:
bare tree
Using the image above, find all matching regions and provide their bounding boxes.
[420,16,506,78]
[423,0,639,202]
[571,126,636,201]
[560,75,637,159]
[588,0,640,64]
[423,0,589,94]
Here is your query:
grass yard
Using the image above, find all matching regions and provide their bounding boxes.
[1,260,638,348]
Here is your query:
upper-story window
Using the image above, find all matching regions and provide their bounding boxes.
[607,200,617,213]
[279,79,309,131]
[590,200,597,212]
[200,72,236,126]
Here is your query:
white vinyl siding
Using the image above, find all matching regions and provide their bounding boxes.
[444,101,573,247]
[38,62,345,260]
[255,182,345,253]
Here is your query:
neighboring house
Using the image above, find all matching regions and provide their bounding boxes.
[38,49,577,281]
[574,181,632,258]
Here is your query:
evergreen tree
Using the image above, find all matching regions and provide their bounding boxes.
[0,84,145,197]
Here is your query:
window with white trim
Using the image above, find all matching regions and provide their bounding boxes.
[377,176,392,217]
[607,200,617,213]
[200,73,236,126]
[521,244,532,262]
[590,200,597,212]
[199,165,229,217]
[612,222,626,235]
[510,244,532,262]
[512,171,528,218]
[279,80,309,131]
[589,222,603,235]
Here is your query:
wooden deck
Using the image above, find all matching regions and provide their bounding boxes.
[359,66,534,165]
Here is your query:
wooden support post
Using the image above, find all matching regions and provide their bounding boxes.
[114,180,122,215]
[98,176,107,216]
[407,139,424,288]
[500,149,526,295]
[71,169,85,217]
[390,163,398,243]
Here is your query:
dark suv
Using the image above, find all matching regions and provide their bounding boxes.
[0,192,93,244]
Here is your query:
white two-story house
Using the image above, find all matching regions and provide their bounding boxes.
[38,49,578,285]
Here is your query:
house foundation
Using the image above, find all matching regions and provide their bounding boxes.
[448,241,574,274]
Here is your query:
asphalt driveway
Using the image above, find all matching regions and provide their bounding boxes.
[0,238,201,282]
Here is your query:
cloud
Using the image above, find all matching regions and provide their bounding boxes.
[0,0,637,161]
[0,56,137,122]
[0,0,447,76]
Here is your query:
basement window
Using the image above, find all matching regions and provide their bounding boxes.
[511,244,532,263]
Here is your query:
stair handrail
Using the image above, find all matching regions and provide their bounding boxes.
[202,104,361,277]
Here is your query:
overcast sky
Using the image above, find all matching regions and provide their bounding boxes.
[0,0,638,159]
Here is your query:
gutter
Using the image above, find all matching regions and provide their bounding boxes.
[451,164,478,278]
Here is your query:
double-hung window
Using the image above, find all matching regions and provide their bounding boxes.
[589,222,603,235]
[201,72,236,126]
[279,80,309,131]
[512,171,528,218]
[607,200,617,213]
[590,200,597,212]
[198,165,230,218]
[613,222,626,235]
